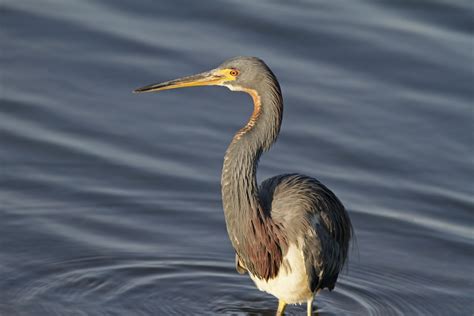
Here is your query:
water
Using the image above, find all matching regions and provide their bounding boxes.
[1,0,473,315]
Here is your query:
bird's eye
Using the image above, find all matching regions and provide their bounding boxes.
[229,69,239,77]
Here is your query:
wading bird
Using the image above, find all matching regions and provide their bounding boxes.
[134,57,352,315]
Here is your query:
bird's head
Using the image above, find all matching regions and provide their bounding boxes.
[134,56,273,94]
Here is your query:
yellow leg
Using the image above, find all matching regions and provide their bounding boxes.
[307,298,313,316]
[276,299,287,315]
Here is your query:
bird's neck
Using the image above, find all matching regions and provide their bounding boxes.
[221,81,283,279]
[221,87,282,220]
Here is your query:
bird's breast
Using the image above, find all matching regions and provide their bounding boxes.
[248,241,313,304]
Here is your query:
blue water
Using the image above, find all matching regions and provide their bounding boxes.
[1,0,473,315]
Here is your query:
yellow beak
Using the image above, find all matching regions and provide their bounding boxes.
[134,69,231,93]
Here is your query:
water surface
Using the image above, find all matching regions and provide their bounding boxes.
[1,0,473,315]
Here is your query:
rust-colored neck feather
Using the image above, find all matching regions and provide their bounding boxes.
[221,76,285,280]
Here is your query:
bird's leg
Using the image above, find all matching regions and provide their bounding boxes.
[307,298,314,316]
[276,300,287,315]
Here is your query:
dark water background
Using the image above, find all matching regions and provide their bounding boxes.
[1,0,473,315]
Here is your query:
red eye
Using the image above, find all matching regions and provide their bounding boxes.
[229,69,239,76]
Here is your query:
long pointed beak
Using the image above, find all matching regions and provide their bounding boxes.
[133,70,225,93]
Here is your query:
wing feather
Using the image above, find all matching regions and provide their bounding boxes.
[259,173,352,292]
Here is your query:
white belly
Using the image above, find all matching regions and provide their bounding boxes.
[249,242,313,304]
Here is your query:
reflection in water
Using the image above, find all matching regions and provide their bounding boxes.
[1,0,473,315]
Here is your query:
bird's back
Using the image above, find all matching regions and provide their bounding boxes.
[259,173,352,292]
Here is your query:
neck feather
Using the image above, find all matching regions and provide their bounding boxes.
[220,79,284,280]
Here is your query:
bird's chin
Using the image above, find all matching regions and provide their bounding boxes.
[222,84,244,92]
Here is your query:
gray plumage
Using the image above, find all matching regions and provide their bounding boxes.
[218,57,352,293]
[259,174,351,292]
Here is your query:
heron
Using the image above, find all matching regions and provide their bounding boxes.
[134,56,352,315]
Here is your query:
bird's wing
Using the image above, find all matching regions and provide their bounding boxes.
[259,173,352,292]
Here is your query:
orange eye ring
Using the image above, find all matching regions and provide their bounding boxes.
[229,69,239,77]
